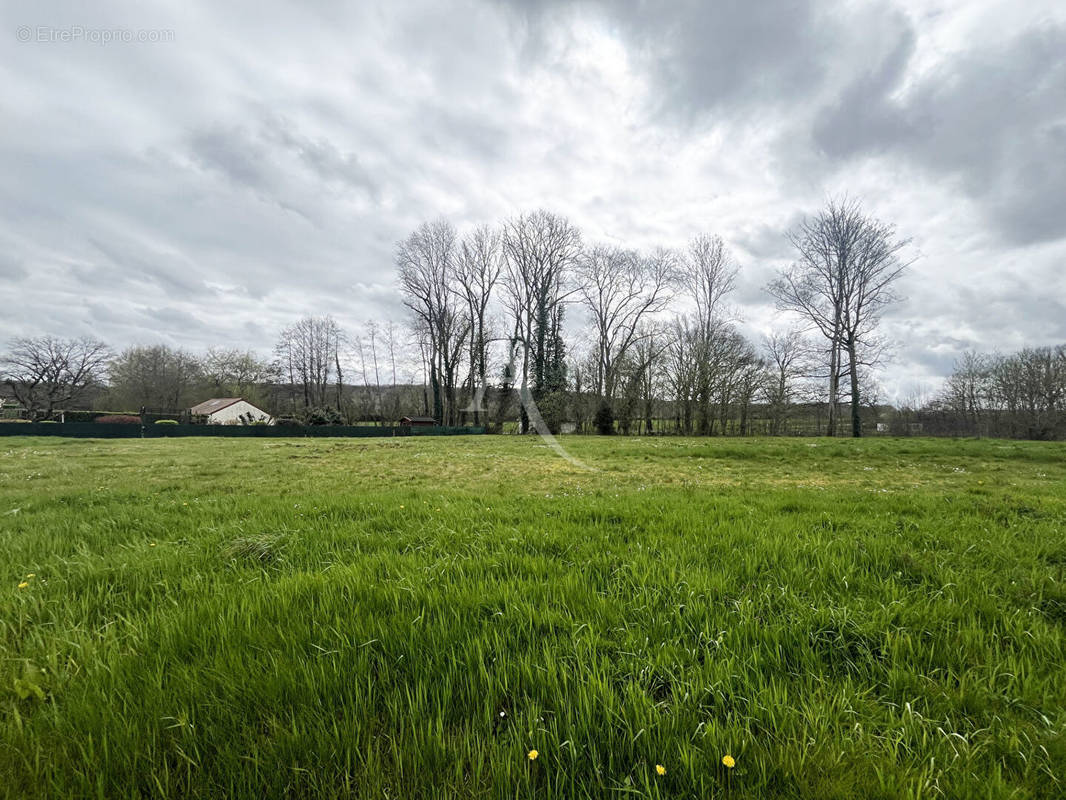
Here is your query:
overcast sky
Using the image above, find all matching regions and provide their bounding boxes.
[2,0,1064,401]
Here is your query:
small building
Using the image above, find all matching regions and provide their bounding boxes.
[400,415,437,427]
[190,398,273,425]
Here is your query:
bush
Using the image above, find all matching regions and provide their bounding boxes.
[594,401,615,435]
[64,410,104,423]
[536,391,569,435]
[62,411,141,423]
[300,406,344,426]
[155,419,179,425]
[95,415,141,425]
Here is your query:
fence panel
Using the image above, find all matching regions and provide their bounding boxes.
[0,423,486,439]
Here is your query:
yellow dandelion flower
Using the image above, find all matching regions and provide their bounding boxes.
[527,749,538,761]
[722,754,735,769]
[17,581,29,589]
[655,764,666,776]
[399,505,405,509]
[149,543,156,547]
[26,573,35,578]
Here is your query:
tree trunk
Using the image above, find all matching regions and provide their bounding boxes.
[827,341,839,436]
[847,337,862,437]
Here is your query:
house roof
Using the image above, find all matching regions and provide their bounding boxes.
[401,416,437,423]
[190,398,243,415]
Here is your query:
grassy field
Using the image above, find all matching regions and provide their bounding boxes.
[1,435,1064,799]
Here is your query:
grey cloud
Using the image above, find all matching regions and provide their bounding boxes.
[812,21,1066,244]
[189,128,271,192]
[86,236,206,299]
[811,26,919,158]
[499,0,835,119]
[732,216,802,261]
[141,306,205,331]
[260,116,381,199]
[0,254,28,281]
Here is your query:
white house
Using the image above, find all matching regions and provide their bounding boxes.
[190,398,273,425]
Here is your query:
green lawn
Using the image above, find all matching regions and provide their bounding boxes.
[1,435,1064,799]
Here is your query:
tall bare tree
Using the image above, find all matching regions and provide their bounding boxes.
[685,234,739,338]
[677,234,741,434]
[274,316,345,411]
[452,224,503,425]
[768,198,910,437]
[397,219,469,425]
[1,336,111,420]
[501,210,581,432]
[663,316,700,434]
[576,245,676,405]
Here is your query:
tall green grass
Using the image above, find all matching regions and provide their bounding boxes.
[1,436,1064,798]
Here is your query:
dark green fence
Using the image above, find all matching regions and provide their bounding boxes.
[0,423,486,439]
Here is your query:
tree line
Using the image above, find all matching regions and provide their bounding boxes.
[926,345,1066,440]
[0,332,425,426]
[397,198,911,437]
[5,197,1061,439]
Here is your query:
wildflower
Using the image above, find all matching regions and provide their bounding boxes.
[399,505,405,509]
[527,749,538,761]
[26,573,35,578]
[149,543,156,547]
[17,581,29,589]
[722,754,735,769]
[655,764,666,776]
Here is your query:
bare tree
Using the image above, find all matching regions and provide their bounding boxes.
[397,219,469,425]
[452,224,503,425]
[761,329,811,434]
[629,324,671,434]
[940,351,993,432]
[274,316,345,411]
[382,320,403,423]
[501,210,581,432]
[675,234,742,434]
[576,245,676,405]
[108,344,203,411]
[202,348,277,407]
[983,345,1066,439]
[685,234,738,338]
[1,336,111,420]
[768,198,910,437]
[663,316,700,434]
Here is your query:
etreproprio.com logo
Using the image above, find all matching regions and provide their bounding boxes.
[16,26,175,44]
